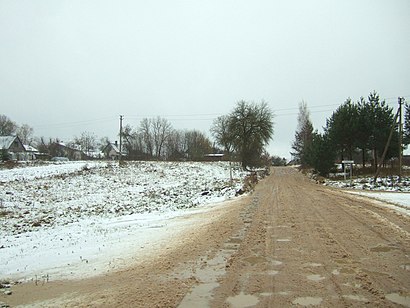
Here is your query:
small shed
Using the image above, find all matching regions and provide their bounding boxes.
[0,136,26,160]
[204,153,225,161]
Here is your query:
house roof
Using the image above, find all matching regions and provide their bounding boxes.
[24,144,39,152]
[103,142,120,154]
[0,136,19,149]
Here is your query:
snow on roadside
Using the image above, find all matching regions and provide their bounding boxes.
[324,176,410,216]
[345,191,410,216]
[0,161,249,282]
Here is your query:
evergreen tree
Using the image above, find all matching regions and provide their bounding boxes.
[1,148,10,161]
[305,132,336,176]
[291,101,313,167]
[361,92,396,169]
[325,99,359,161]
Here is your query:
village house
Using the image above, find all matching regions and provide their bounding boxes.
[0,135,26,161]
[102,141,121,160]
[23,144,39,160]
[49,142,87,160]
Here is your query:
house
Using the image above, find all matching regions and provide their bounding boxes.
[0,135,26,161]
[23,144,39,160]
[102,141,121,160]
[49,142,87,160]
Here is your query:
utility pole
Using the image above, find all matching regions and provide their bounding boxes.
[119,115,123,161]
[399,97,404,182]
[374,107,400,182]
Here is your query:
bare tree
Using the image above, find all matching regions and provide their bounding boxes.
[185,130,212,161]
[214,101,274,169]
[138,118,154,157]
[211,115,234,155]
[74,131,97,156]
[17,124,34,145]
[166,129,186,160]
[0,114,17,135]
[291,101,313,167]
[152,117,172,159]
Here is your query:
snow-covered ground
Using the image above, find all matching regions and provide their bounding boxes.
[325,176,410,216]
[0,161,249,282]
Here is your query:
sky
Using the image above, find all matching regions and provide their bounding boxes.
[0,0,409,159]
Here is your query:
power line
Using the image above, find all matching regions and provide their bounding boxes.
[30,95,410,130]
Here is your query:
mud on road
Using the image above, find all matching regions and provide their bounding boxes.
[2,167,409,307]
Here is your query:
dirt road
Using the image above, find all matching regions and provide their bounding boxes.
[2,167,409,307]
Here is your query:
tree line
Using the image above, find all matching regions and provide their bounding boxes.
[120,117,213,161]
[121,100,275,168]
[1,100,275,169]
[292,91,409,176]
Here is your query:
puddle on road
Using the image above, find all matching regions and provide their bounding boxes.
[179,205,255,307]
[305,262,322,267]
[178,282,219,308]
[343,294,368,302]
[292,296,323,306]
[272,260,283,266]
[334,258,349,264]
[226,292,259,308]
[386,293,410,307]
[340,267,355,274]
[178,250,231,307]
[244,256,266,265]
[267,270,279,276]
[333,267,355,275]
[307,274,325,282]
[227,237,243,244]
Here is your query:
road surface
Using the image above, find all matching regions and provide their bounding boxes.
[2,167,409,307]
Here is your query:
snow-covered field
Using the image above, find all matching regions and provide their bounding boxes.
[0,161,248,282]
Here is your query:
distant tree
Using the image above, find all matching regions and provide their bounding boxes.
[35,137,50,154]
[271,155,287,166]
[357,92,397,169]
[325,99,359,161]
[211,115,234,156]
[74,131,97,156]
[291,101,313,167]
[305,132,336,177]
[17,124,34,145]
[121,124,145,159]
[184,130,212,160]
[226,101,274,170]
[151,117,172,159]
[99,136,110,151]
[0,115,17,135]
[166,129,187,160]
[138,118,154,157]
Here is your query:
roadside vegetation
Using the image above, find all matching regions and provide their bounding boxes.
[292,91,410,178]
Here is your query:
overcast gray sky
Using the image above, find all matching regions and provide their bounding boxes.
[1,0,409,158]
